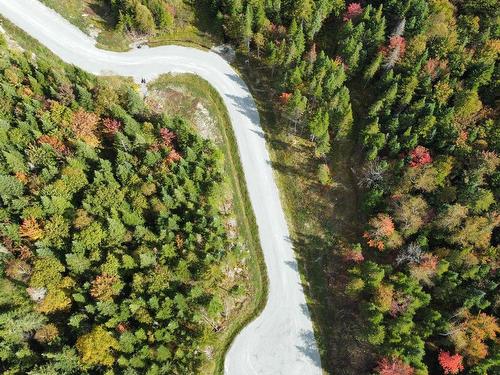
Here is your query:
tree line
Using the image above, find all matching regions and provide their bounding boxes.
[106,0,174,34]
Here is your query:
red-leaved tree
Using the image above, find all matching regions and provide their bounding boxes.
[102,118,122,135]
[381,35,407,68]
[160,128,176,147]
[438,351,464,374]
[409,146,432,167]
[343,3,363,22]
[376,357,415,375]
[389,35,406,56]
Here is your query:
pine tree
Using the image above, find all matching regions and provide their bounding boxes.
[308,109,330,154]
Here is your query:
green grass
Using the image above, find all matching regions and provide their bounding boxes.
[39,0,220,52]
[147,74,267,374]
[148,0,222,50]
[0,16,65,63]
[40,0,88,30]
[39,0,131,51]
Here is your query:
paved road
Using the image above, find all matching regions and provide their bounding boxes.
[0,1,322,374]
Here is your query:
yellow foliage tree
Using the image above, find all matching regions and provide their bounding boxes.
[76,326,118,367]
[34,323,59,343]
[30,257,73,314]
[451,311,499,363]
[36,288,71,314]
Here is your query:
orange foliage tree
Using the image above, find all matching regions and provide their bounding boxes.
[438,351,464,374]
[166,149,182,164]
[38,135,68,154]
[450,311,499,363]
[363,213,396,251]
[71,109,100,146]
[19,217,43,241]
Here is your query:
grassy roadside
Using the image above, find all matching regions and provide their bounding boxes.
[39,0,220,51]
[232,56,374,374]
[146,74,268,374]
[40,0,131,51]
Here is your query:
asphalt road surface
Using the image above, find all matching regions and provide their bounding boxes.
[0,1,322,374]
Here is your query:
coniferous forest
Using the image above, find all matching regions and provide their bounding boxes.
[204,0,499,374]
[0,32,251,374]
[1,0,499,374]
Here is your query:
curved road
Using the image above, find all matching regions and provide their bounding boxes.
[0,1,322,374]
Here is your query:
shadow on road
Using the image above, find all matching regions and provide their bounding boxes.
[225,93,259,122]
[296,329,322,369]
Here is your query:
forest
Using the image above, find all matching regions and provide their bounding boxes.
[203,0,499,374]
[0,0,498,374]
[0,30,251,374]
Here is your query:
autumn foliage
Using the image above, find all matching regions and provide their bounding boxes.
[71,109,100,146]
[375,357,414,375]
[19,217,43,241]
[0,40,245,374]
[38,135,68,154]
[438,351,464,374]
[90,274,120,301]
[342,243,364,262]
[409,146,432,167]
[160,127,176,147]
[388,36,406,56]
[34,324,59,343]
[5,259,31,282]
[102,118,122,135]
[363,213,395,250]
[381,35,407,67]
[166,149,182,164]
[451,312,499,363]
[76,326,118,367]
[343,3,363,22]
[279,92,292,105]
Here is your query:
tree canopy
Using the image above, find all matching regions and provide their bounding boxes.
[0,34,245,373]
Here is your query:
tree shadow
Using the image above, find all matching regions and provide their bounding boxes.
[268,137,290,151]
[250,129,266,139]
[284,260,298,272]
[299,303,310,317]
[266,159,303,177]
[292,231,374,374]
[225,93,260,124]
[87,1,116,28]
[224,73,248,92]
[296,329,322,369]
